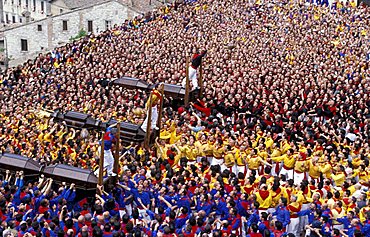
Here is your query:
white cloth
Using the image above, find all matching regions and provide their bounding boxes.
[280,166,294,180]
[236,165,246,176]
[141,106,158,131]
[94,147,114,177]
[211,158,224,166]
[182,66,198,88]
[287,217,299,236]
[294,171,305,186]
[103,149,114,175]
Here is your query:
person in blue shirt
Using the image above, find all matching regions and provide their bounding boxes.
[272,197,290,229]
[297,203,317,224]
[361,212,370,237]
[336,211,355,233]
[195,194,212,216]
[246,201,260,228]
[94,126,117,177]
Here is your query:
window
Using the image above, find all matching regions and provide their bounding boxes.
[105,20,111,30]
[19,17,22,23]
[60,9,63,13]
[21,39,28,51]
[18,0,21,6]
[62,20,68,30]
[26,0,28,7]
[33,0,36,10]
[41,1,44,12]
[5,14,9,23]
[37,24,42,31]
[12,15,16,23]
[88,20,93,32]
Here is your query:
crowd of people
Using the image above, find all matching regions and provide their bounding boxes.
[1,0,370,236]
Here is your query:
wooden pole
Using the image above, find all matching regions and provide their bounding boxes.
[199,61,203,95]
[185,57,190,106]
[113,123,120,176]
[98,132,104,186]
[144,93,153,148]
[156,84,165,132]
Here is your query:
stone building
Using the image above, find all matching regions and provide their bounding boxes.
[0,0,142,68]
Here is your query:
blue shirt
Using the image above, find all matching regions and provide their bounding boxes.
[102,128,115,150]
[273,206,290,227]
[298,209,315,224]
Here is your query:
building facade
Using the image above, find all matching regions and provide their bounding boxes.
[2,0,52,25]
[0,0,140,68]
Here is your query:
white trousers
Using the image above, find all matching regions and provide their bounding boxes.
[95,148,114,176]
[287,217,299,236]
[294,171,305,186]
[211,158,224,166]
[280,167,294,180]
[299,203,310,233]
[236,165,246,176]
[182,66,198,88]
[141,106,158,131]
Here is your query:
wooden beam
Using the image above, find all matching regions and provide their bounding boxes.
[98,132,104,186]
[156,84,165,133]
[199,61,203,95]
[113,123,120,175]
[185,57,190,106]
[144,92,153,148]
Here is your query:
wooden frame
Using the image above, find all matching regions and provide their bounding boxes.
[113,123,120,176]
[185,58,190,106]
[98,132,104,186]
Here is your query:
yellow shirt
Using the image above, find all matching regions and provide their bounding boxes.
[213,146,224,158]
[236,151,247,166]
[331,172,346,187]
[195,141,209,157]
[255,190,272,209]
[319,163,332,179]
[247,155,261,170]
[224,152,235,167]
[265,138,274,149]
[271,154,295,169]
[308,160,320,179]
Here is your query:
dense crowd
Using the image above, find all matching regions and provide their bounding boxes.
[1,0,370,236]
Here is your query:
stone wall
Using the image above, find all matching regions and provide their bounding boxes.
[3,0,140,67]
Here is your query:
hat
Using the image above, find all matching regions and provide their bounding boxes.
[178,107,185,114]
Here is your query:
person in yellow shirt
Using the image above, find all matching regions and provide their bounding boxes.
[319,155,332,179]
[186,135,198,163]
[175,136,190,158]
[236,145,248,176]
[211,138,225,166]
[332,201,345,229]
[194,133,209,161]
[246,149,272,178]
[255,184,273,213]
[308,156,321,182]
[294,152,308,186]
[271,149,295,180]
[331,165,346,187]
[286,195,301,236]
[264,132,274,150]
[222,145,236,174]
[270,142,282,176]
